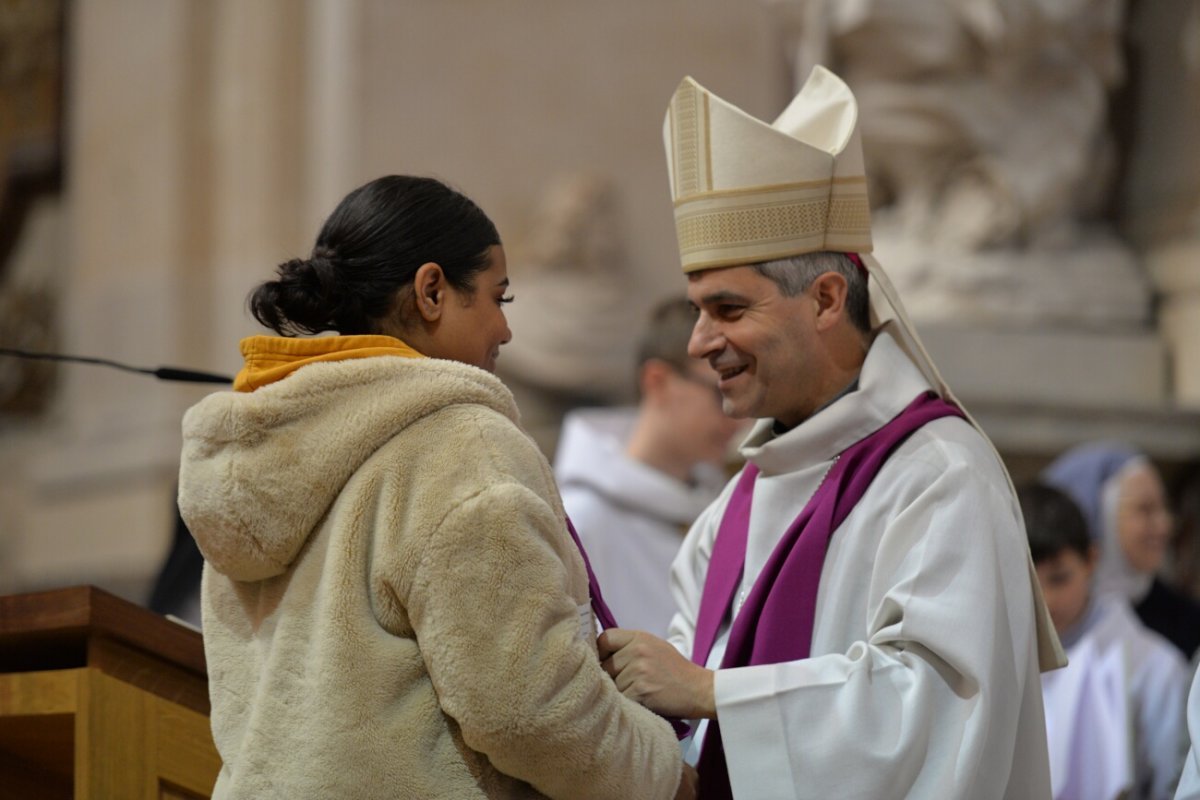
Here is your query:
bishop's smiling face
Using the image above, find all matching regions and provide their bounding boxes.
[685,265,825,428]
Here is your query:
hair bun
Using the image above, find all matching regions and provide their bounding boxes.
[279,255,334,291]
[249,255,347,336]
[246,175,500,337]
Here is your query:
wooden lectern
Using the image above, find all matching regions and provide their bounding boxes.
[0,585,220,799]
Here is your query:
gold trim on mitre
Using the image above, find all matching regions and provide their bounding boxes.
[663,67,873,273]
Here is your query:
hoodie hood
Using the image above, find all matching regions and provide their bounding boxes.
[179,351,518,582]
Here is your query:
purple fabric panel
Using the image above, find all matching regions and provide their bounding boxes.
[692,464,760,665]
[565,516,619,631]
[694,392,965,799]
[565,515,691,739]
[742,392,964,666]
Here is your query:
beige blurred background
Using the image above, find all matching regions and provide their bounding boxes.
[1,0,1199,605]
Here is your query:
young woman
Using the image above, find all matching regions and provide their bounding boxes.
[178,175,688,799]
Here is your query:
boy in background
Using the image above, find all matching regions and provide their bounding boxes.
[1020,481,1187,800]
[555,298,743,636]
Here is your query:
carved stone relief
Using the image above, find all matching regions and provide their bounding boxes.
[766,0,1155,329]
[0,0,65,416]
[0,284,57,415]
[501,172,639,395]
[496,172,643,455]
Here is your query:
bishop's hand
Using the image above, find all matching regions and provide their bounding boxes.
[675,763,698,800]
[597,628,716,720]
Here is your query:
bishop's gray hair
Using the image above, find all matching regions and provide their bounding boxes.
[751,251,871,333]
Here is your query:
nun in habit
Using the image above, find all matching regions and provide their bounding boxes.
[1044,442,1200,661]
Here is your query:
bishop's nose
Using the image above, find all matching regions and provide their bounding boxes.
[688,314,722,361]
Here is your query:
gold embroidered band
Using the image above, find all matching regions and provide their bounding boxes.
[669,80,711,200]
[673,179,872,272]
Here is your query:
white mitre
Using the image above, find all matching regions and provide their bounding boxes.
[662,66,1066,672]
[664,65,871,270]
[662,67,943,396]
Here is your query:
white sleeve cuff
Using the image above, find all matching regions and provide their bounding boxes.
[714,665,799,800]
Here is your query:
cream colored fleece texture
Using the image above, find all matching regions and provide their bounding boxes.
[179,355,681,799]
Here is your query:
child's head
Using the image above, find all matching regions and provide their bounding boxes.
[1043,443,1173,588]
[1018,481,1096,634]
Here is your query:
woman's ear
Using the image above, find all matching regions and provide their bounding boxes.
[413,262,446,322]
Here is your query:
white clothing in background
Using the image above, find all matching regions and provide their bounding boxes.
[555,407,726,637]
[1176,666,1200,799]
[1044,596,1186,799]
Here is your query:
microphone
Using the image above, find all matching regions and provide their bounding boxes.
[0,347,232,384]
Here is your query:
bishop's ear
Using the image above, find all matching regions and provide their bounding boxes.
[810,271,849,331]
[413,262,446,322]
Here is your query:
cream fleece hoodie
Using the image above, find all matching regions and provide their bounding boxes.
[179,340,681,799]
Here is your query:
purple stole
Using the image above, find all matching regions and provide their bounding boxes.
[692,391,965,798]
[566,516,619,630]
[566,516,691,738]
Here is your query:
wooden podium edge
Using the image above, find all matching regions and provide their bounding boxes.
[0,586,210,714]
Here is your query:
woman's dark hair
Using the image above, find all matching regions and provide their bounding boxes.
[1017,481,1091,564]
[249,175,500,335]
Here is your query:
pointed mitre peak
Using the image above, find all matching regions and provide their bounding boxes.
[771,65,865,178]
[662,66,871,272]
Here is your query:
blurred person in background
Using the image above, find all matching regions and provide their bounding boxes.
[1044,442,1200,661]
[1021,481,1186,799]
[1176,667,1200,799]
[554,297,744,637]
[1167,459,1200,602]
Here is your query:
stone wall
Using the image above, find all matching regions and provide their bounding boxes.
[0,0,784,601]
[0,0,1196,605]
